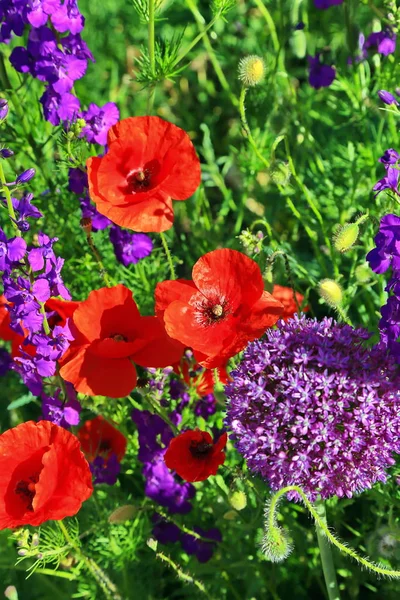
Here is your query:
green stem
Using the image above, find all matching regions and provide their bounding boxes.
[174,15,219,67]
[184,0,238,107]
[58,521,119,600]
[147,0,156,113]
[160,231,176,279]
[0,160,20,235]
[239,86,270,169]
[85,231,112,287]
[270,486,400,578]
[315,500,341,600]
[252,0,280,53]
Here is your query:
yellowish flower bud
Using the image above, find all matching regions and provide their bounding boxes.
[229,490,247,511]
[318,279,343,307]
[238,55,266,87]
[355,264,372,284]
[333,223,359,253]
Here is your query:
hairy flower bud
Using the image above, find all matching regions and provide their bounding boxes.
[318,279,343,307]
[333,223,359,253]
[262,498,293,562]
[238,55,266,87]
[269,161,291,186]
[355,263,372,284]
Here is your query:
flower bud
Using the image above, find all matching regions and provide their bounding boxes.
[0,99,9,121]
[80,217,93,234]
[31,533,40,547]
[108,505,137,524]
[238,55,266,87]
[333,223,359,253]
[355,263,372,284]
[16,168,35,185]
[4,586,19,600]
[17,549,28,557]
[318,279,343,307]
[223,510,239,520]
[262,525,293,562]
[229,490,247,511]
[0,148,14,159]
[378,90,399,106]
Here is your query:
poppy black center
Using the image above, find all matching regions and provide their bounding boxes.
[126,169,152,192]
[99,440,112,453]
[189,440,213,459]
[15,473,39,511]
[111,333,127,342]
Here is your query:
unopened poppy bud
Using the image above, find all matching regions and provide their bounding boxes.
[333,223,359,252]
[355,263,371,284]
[80,217,92,234]
[223,510,238,520]
[229,490,247,511]
[16,168,35,185]
[108,505,137,524]
[4,586,19,600]
[318,279,343,307]
[262,524,293,562]
[238,55,266,87]
[0,98,9,121]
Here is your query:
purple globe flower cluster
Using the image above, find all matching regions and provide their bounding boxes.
[68,167,154,265]
[225,315,400,501]
[152,515,222,563]
[1,0,119,138]
[367,213,400,360]
[373,148,400,198]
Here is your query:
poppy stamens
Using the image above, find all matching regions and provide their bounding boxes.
[112,333,127,342]
[15,473,39,511]
[189,440,213,458]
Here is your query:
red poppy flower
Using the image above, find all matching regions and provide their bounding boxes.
[77,416,127,463]
[45,297,80,329]
[272,285,309,322]
[86,116,201,233]
[0,420,93,530]
[59,284,183,398]
[164,430,228,482]
[155,249,284,368]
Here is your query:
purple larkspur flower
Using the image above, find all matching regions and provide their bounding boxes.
[13,354,43,395]
[68,167,88,194]
[0,98,9,121]
[80,102,120,146]
[36,50,86,93]
[33,322,74,361]
[373,165,400,198]
[80,195,111,231]
[181,527,222,563]
[152,515,181,544]
[378,90,399,106]
[308,54,336,89]
[90,453,121,485]
[26,0,60,27]
[314,0,343,7]
[42,387,81,428]
[0,2,25,44]
[143,456,195,514]
[51,0,84,34]
[28,232,58,271]
[40,87,80,126]
[0,229,27,273]
[109,226,153,266]
[225,315,400,502]
[366,214,400,274]
[9,193,43,232]
[61,33,95,61]
[379,149,400,166]
[0,347,12,376]
[194,394,217,419]
[366,30,396,56]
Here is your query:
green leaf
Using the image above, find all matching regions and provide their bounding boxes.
[7,393,35,411]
